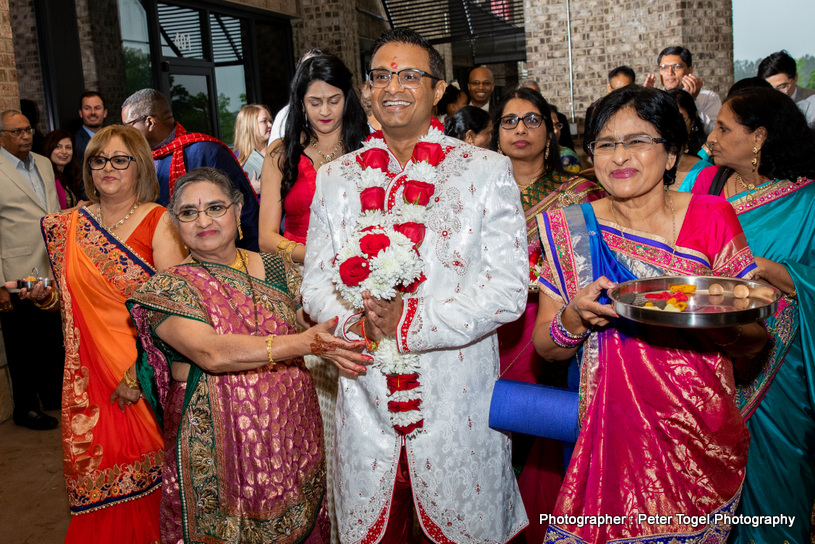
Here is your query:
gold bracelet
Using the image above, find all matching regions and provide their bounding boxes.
[276,238,293,254]
[122,367,141,390]
[284,242,301,265]
[787,289,797,299]
[32,288,60,311]
[265,335,276,364]
[715,324,742,347]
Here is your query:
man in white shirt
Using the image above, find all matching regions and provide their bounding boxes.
[302,28,528,544]
[645,46,721,133]
[758,49,815,128]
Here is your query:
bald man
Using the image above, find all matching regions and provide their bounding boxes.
[468,66,494,111]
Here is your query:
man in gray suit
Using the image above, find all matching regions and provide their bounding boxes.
[0,110,64,430]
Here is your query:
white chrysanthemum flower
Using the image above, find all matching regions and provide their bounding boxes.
[418,127,444,144]
[363,137,387,150]
[358,167,389,189]
[391,411,424,426]
[397,203,428,223]
[389,387,423,401]
[355,211,387,230]
[408,161,437,182]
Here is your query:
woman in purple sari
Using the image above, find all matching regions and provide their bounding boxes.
[127,167,370,544]
[532,86,768,544]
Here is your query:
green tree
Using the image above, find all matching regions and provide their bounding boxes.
[123,46,153,94]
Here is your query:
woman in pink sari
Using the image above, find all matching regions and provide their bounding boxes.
[532,86,768,544]
[490,87,604,542]
[127,167,370,543]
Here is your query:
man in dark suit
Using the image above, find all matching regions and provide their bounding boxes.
[74,91,107,166]
[0,109,64,430]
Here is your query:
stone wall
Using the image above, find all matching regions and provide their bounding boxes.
[292,0,361,83]
[0,0,15,422]
[524,0,733,132]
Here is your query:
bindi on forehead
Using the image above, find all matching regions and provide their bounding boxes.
[391,59,398,69]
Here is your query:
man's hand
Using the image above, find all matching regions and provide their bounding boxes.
[0,286,11,312]
[682,74,703,99]
[362,291,403,339]
[643,73,657,88]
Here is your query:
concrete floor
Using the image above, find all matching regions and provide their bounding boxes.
[0,410,70,544]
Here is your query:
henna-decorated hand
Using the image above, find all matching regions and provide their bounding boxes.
[303,317,371,376]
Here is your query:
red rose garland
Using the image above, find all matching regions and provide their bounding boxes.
[332,118,447,437]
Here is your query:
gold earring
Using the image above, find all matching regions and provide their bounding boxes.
[544,144,550,160]
[237,221,244,241]
[752,146,760,172]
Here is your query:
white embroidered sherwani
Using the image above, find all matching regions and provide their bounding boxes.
[302,134,529,544]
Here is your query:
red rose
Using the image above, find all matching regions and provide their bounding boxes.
[412,141,444,166]
[360,187,386,212]
[398,272,426,294]
[394,222,426,246]
[359,233,391,258]
[338,256,371,287]
[529,252,541,265]
[403,179,435,206]
[386,373,421,393]
[394,419,424,436]
[357,147,390,171]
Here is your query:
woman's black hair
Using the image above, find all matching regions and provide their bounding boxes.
[726,77,772,98]
[279,54,368,199]
[42,129,83,196]
[490,87,563,174]
[724,87,815,180]
[585,85,687,186]
[549,104,576,151]
[444,106,490,142]
[437,87,467,118]
[666,88,706,156]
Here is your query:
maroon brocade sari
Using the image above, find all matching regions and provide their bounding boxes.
[128,253,329,544]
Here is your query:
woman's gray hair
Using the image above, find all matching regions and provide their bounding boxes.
[167,167,244,221]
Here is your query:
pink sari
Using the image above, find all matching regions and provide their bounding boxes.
[497,172,604,542]
[128,254,329,544]
[536,196,755,544]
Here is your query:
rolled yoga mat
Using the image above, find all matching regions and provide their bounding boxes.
[489,379,579,443]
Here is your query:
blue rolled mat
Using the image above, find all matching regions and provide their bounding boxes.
[489,379,580,443]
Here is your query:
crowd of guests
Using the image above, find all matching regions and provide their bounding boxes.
[1,26,813,544]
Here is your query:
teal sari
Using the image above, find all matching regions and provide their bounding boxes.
[689,167,815,544]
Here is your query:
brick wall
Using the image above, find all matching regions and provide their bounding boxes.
[75,0,128,122]
[292,0,362,84]
[524,0,733,132]
[9,0,44,131]
[225,0,299,17]
[0,0,15,421]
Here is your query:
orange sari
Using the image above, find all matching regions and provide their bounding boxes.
[43,208,164,543]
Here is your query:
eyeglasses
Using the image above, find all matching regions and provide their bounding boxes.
[658,63,685,72]
[588,136,668,155]
[1,127,35,137]
[499,113,543,130]
[469,80,493,88]
[368,68,440,89]
[88,155,136,170]
[124,116,147,126]
[176,203,234,222]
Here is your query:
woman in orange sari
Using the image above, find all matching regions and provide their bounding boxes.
[25,125,186,543]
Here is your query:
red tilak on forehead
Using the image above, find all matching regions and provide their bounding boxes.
[391,60,398,69]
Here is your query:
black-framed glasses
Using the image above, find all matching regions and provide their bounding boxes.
[88,155,136,170]
[124,115,148,126]
[1,127,35,137]
[499,113,543,130]
[176,203,234,222]
[588,136,668,155]
[368,68,440,89]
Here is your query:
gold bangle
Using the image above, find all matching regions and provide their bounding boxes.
[33,288,59,310]
[284,242,301,265]
[122,367,141,390]
[276,238,292,254]
[715,324,742,347]
[265,335,276,364]
[787,289,797,299]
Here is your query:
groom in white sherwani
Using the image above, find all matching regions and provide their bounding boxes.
[302,28,529,543]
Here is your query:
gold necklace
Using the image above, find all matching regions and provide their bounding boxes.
[609,192,677,276]
[734,172,756,202]
[311,137,344,166]
[191,248,246,271]
[95,201,140,231]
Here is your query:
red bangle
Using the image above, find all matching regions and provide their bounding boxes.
[360,319,379,352]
